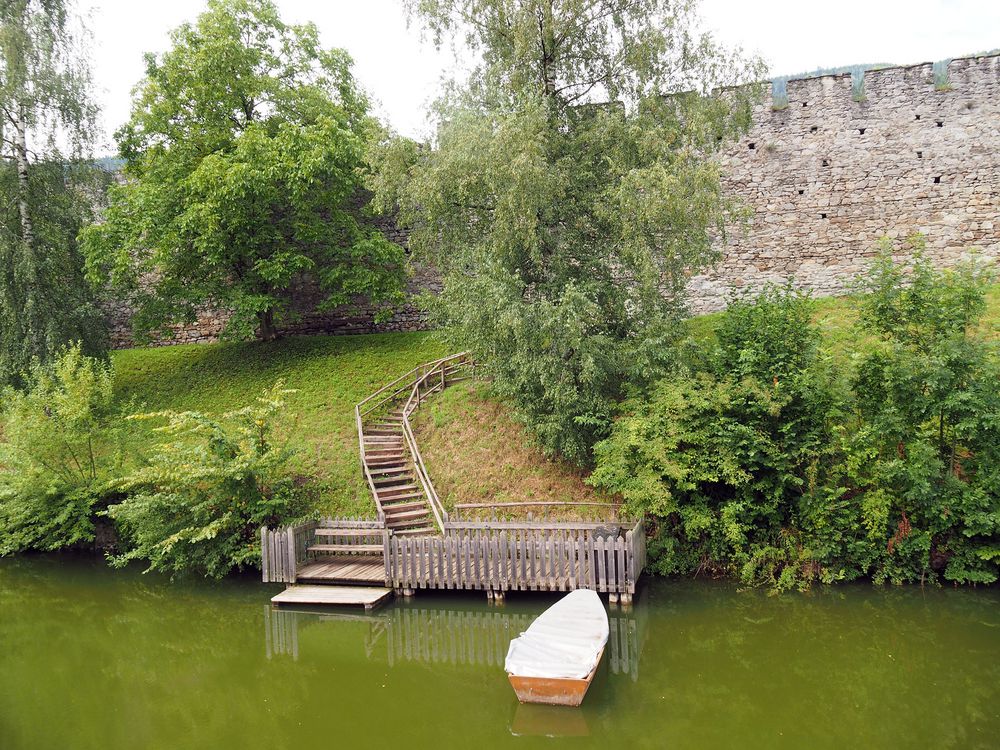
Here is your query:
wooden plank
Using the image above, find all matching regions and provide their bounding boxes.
[472,530,481,589]
[286,527,297,584]
[597,537,607,593]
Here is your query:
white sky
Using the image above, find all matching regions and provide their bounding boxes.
[86,0,1000,153]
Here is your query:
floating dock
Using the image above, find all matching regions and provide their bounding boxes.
[271,585,393,610]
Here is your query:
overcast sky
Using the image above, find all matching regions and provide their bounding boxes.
[87,0,999,152]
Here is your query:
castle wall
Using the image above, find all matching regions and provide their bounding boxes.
[689,53,1000,311]
[105,53,1000,346]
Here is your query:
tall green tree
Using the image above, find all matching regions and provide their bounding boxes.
[373,0,763,463]
[82,0,405,341]
[0,0,106,387]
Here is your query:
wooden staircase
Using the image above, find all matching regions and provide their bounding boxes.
[361,409,437,536]
[354,352,472,539]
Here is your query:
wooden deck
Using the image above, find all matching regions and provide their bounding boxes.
[260,353,646,601]
[271,585,392,610]
[296,555,386,584]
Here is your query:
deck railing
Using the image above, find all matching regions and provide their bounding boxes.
[386,519,645,596]
[261,520,317,583]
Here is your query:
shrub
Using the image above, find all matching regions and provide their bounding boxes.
[0,345,138,554]
[106,382,310,578]
[590,286,842,588]
[593,243,1000,589]
[831,243,1000,584]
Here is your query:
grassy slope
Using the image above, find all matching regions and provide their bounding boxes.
[410,380,615,520]
[110,286,1000,519]
[112,332,447,516]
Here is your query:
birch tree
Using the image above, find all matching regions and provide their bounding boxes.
[0,0,105,387]
[373,0,764,462]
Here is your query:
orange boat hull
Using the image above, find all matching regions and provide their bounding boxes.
[507,651,602,707]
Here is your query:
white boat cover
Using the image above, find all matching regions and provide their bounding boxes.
[505,590,609,680]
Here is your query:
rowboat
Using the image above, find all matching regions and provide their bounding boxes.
[504,590,609,706]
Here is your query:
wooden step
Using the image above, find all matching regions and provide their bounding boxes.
[381,499,426,512]
[308,544,384,554]
[392,526,437,537]
[367,467,411,477]
[369,421,403,429]
[364,449,405,458]
[364,437,403,444]
[386,509,431,524]
[364,429,403,437]
[372,475,414,487]
[366,459,406,469]
[377,484,419,498]
[378,494,424,506]
[365,461,410,474]
[314,529,383,538]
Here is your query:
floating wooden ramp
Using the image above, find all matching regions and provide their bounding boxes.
[271,585,393,610]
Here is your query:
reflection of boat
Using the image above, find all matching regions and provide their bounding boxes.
[510,703,590,737]
[505,590,609,706]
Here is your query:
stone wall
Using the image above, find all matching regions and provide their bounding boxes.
[106,53,1000,346]
[689,53,1000,311]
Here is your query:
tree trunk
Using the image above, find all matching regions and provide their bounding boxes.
[258,307,277,341]
[13,107,35,254]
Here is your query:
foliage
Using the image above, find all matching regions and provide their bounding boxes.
[111,331,447,516]
[593,243,1000,589]
[374,0,764,463]
[0,0,107,387]
[829,241,1000,584]
[590,286,841,587]
[82,0,405,342]
[0,346,137,554]
[106,382,309,578]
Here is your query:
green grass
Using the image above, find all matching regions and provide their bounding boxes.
[686,286,1000,358]
[112,332,447,516]
[411,380,616,520]
[108,285,1000,520]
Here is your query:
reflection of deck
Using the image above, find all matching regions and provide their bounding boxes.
[264,600,646,681]
[296,556,385,584]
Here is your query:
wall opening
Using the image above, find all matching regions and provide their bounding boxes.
[917,151,923,158]
[798,189,805,195]
[749,142,756,150]
[820,213,828,219]
[858,128,866,135]
[934,176,941,184]
[822,159,829,167]
[915,114,921,120]
[802,102,808,107]
[937,120,944,127]
[810,125,818,133]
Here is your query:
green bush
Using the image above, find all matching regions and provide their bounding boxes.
[829,244,1000,584]
[106,382,310,578]
[0,345,138,554]
[590,286,841,588]
[593,244,1000,589]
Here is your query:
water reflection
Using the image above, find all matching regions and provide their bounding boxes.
[264,594,647,681]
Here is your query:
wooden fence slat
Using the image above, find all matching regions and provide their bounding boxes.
[597,536,607,593]
[617,536,626,593]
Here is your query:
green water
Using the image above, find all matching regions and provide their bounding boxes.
[1,556,998,749]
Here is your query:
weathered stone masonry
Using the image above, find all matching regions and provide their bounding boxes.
[106,53,1000,346]
[690,53,1000,311]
